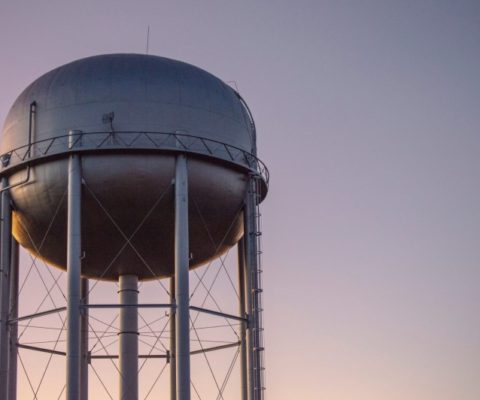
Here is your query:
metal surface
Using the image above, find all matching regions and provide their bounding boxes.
[8,239,19,400]
[0,178,12,400]
[9,153,249,281]
[66,145,82,400]
[175,154,190,400]
[2,54,254,154]
[0,54,267,281]
[118,274,139,400]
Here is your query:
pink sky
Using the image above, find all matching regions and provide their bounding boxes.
[1,1,480,399]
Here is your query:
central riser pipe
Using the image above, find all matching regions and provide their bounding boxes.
[119,274,139,400]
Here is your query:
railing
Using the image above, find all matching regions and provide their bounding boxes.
[0,131,269,189]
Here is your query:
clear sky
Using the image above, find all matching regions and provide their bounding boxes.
[1,1,480,399]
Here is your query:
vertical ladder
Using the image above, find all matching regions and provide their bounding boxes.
[251,176,266,399]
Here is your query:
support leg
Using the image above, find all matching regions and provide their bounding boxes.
[67,148,82,400]
[119,274,139,400]
[175,154,190,400]
[80,278,89,400]
[170,277,176,400]
[0,179,12,400]
[8,239,19,400]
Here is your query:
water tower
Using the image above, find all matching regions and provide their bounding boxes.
[0,54,268,400]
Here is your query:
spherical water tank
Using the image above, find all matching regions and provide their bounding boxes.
[0,54,266,280]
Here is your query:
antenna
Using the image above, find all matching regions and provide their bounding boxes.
[146,25,150,54]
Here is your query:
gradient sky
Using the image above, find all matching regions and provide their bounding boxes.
[1,1,480,399]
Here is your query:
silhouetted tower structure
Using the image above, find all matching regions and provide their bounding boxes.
[0,54,268,400]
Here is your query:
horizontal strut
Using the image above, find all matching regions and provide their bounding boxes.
[190,305,248,322]
[82,303,173,309]
[11,304,245,325]
[11,304,246,324]
[10,306,67,323]
[17,343,66,356]
[16,341,241,358]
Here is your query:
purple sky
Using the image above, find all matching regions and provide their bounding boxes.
[1,1,480,399]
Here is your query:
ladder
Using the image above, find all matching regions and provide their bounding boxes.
[251,176,266,399]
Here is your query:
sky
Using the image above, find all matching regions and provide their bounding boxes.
[1,1,480,399]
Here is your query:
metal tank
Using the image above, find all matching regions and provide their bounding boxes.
[0,54,268,400]
[1,53,266,280]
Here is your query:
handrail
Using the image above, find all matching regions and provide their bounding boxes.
[0,131,269,189]
[0,102,36,192]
